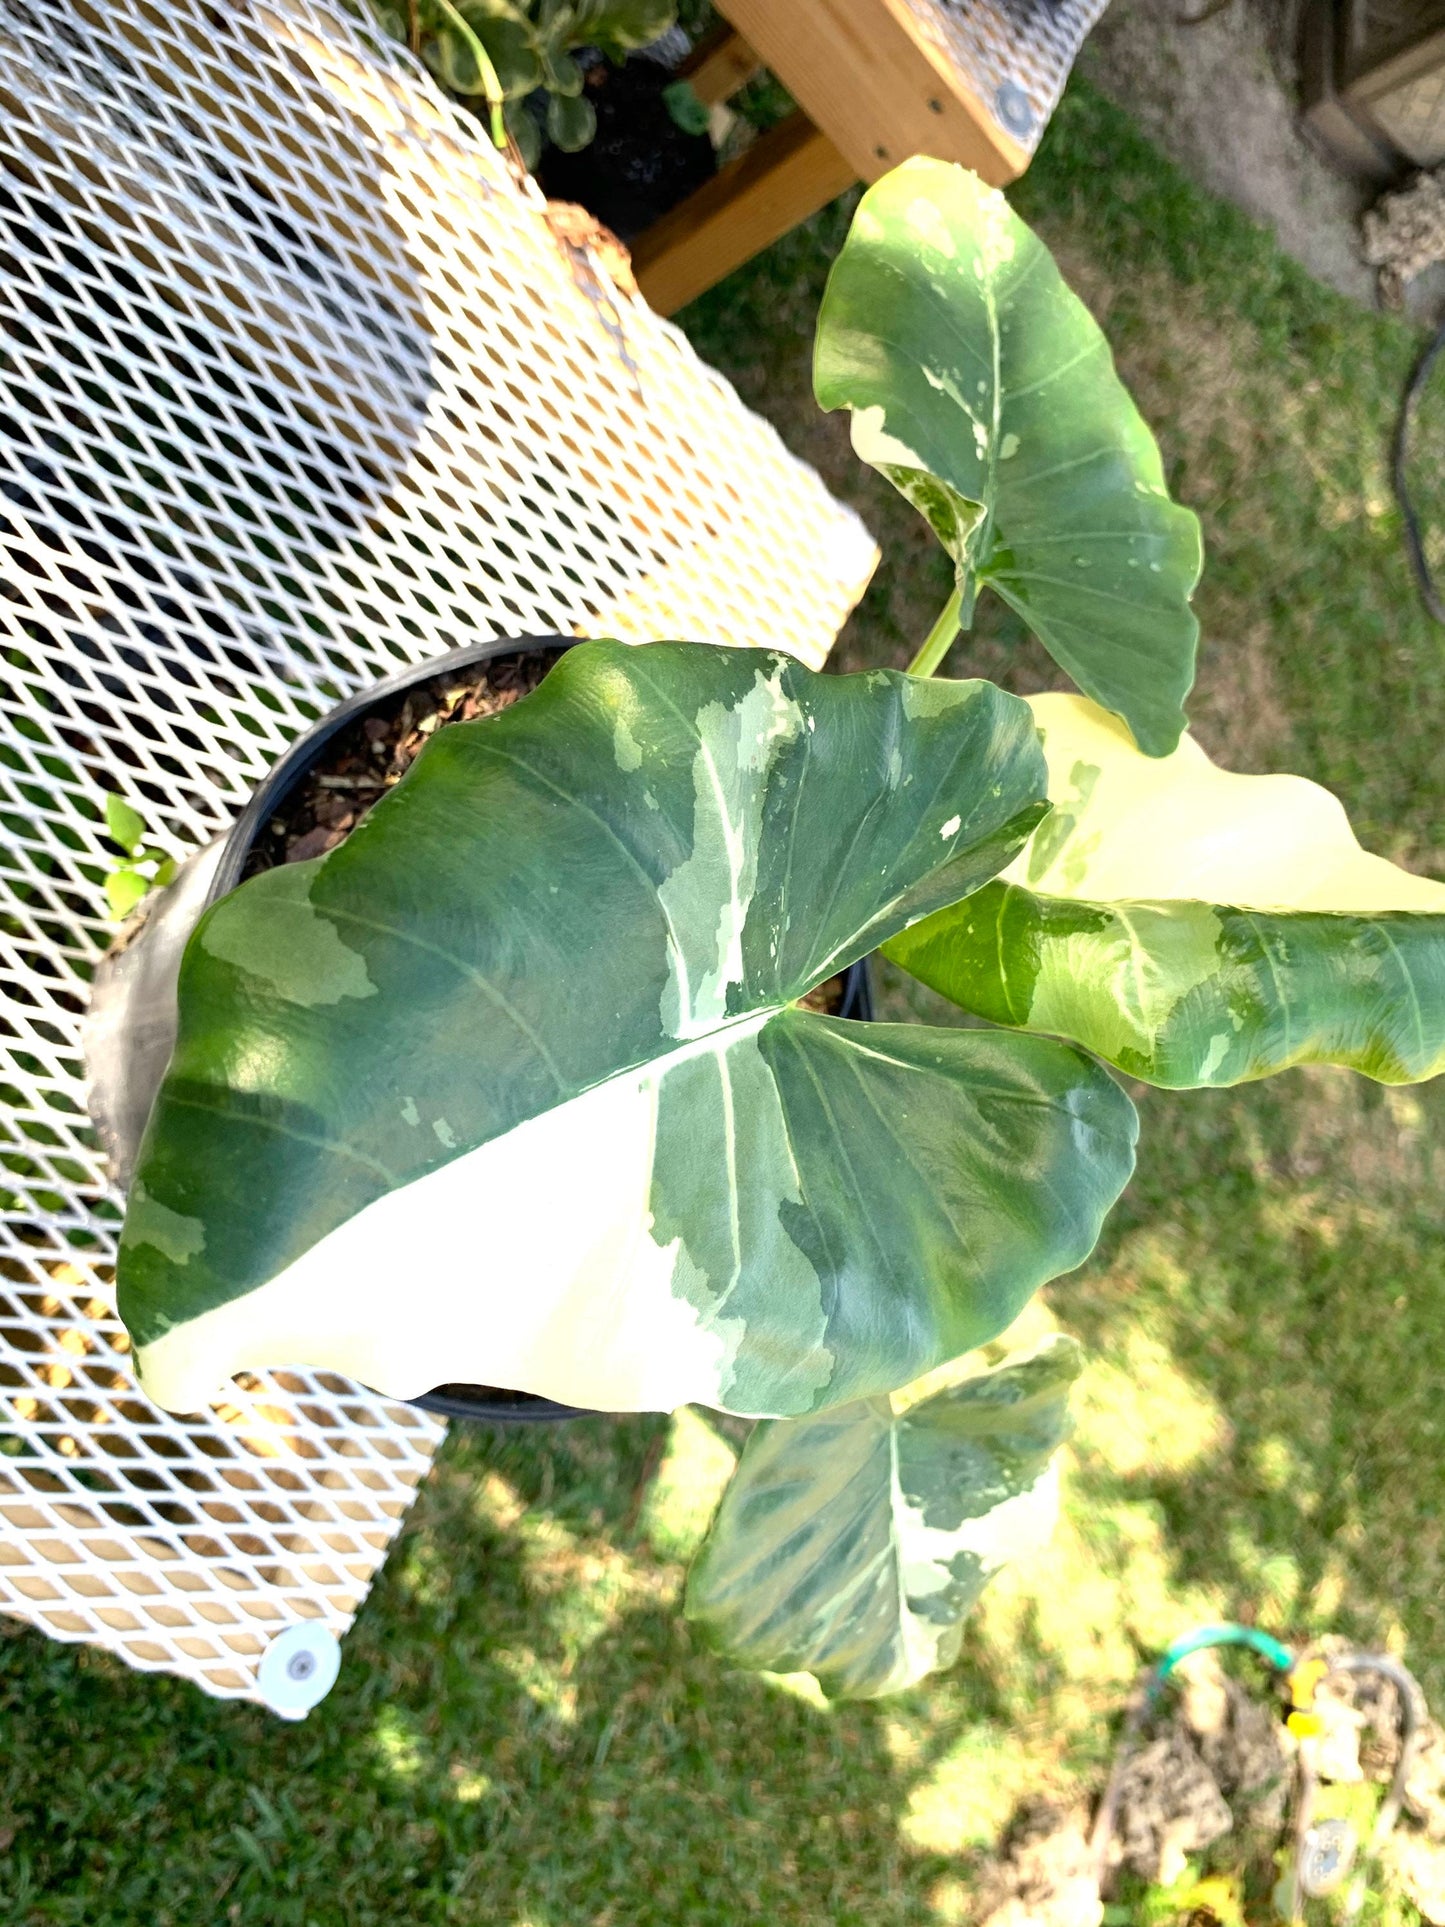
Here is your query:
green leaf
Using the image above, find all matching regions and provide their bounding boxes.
[426,6,539,98]
[662,79,710,137]
[104,866,149,920]
[577,0,676,58]
[545,87,596,150]
[814,158,1203,758]
[540,47,584,97]
[475,10,542,96]
[118,643,1136,1416]
[685,1335,1082,1699]
[104,793,146,857]
[505,97,543,168]
[886,692,1445,1087]
[368,0,409,43]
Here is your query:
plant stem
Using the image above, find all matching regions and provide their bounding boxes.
[907,582,965,678]
[433,0,507,149]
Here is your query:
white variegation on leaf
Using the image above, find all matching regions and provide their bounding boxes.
[685,1335,1081,1700]
[119,644,1138,1416]
[814,158,1202,757]
[887,693,1445,1087]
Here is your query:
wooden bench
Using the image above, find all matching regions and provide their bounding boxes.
[633,0,1106,315]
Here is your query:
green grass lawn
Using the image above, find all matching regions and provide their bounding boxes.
[6,80,1445,1927]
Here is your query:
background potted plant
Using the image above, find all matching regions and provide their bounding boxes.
[107,160,1445,1699]
[366,0,704,172]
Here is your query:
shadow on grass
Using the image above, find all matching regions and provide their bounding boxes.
[1,1409,1015,1927]
[9,1055,1439,1927]
[1061,1069,1445,1689]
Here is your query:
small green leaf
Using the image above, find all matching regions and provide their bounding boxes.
[104,793,146,857]
[423,22,477,92]
[505,98,543,168]
[545,88,596,151]
[368,0,409,43]
[475,12,543,97]
[578,0,675,58]
[104,866,149,920]
[685,1335,1082,1698]
[887,692,1445,1086]
[662,79,710,137]
[814,158,1202,758]
[151,856,179,889]
[425,6,535,99]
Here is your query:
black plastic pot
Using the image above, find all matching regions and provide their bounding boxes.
[85,633,873,1427]
[535,55,716,244]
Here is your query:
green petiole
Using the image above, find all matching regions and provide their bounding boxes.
[432,0,507,149]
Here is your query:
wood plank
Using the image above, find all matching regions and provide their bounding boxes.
[713,0,1029,185]
[678,23,764,106]
[632,112,858,316]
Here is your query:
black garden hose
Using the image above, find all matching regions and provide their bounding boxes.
[1393,309,1445,624]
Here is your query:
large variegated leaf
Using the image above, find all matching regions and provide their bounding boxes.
[118,644,1138,1416]
[887,692,1445,1088]
[813,158,1202,757]
[685,1335,1081,1699]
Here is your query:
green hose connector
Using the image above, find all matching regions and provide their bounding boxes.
[1149,1622,1294,1704]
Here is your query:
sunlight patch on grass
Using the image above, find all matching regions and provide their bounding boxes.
[371,1705,429,1783]
[1223,1530,1302,1621]
[641,1406,737,1561]
[447,1763,494,1803]
[758,1669,831,1713]
[1075,1325,1231,1480]
[964,1481,1225,1778]
[899,1725,1029,1853]
[925,1873,974,1924]
[494,1644,579,1725]
[1251,1432,1312,1499]
[474,1468,527,1530]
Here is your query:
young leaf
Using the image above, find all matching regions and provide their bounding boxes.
[118,642,1136,1417]
[467,3,542,97]
[505,97,543,168]
[545,88,595,151]
[814,157,1202,758]
[579,0,676,59]
[887,692,1445,1087]
[685,1335,1082,1699]
[369,0,409,43]
[104,866,149,920]
[426,2,537,99]
[538,41,584,98]
[104,793,146,857]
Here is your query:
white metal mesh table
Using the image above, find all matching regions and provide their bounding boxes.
[0,0,876,1712]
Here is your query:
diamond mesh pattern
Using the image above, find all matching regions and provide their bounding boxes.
[0,0,874,1704]
[915,0,1109,149]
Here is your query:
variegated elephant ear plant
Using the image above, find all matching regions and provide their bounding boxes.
[116,159,1445,1701]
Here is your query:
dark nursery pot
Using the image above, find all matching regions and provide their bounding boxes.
[84,634,873,1427]
[535,53,716,243]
